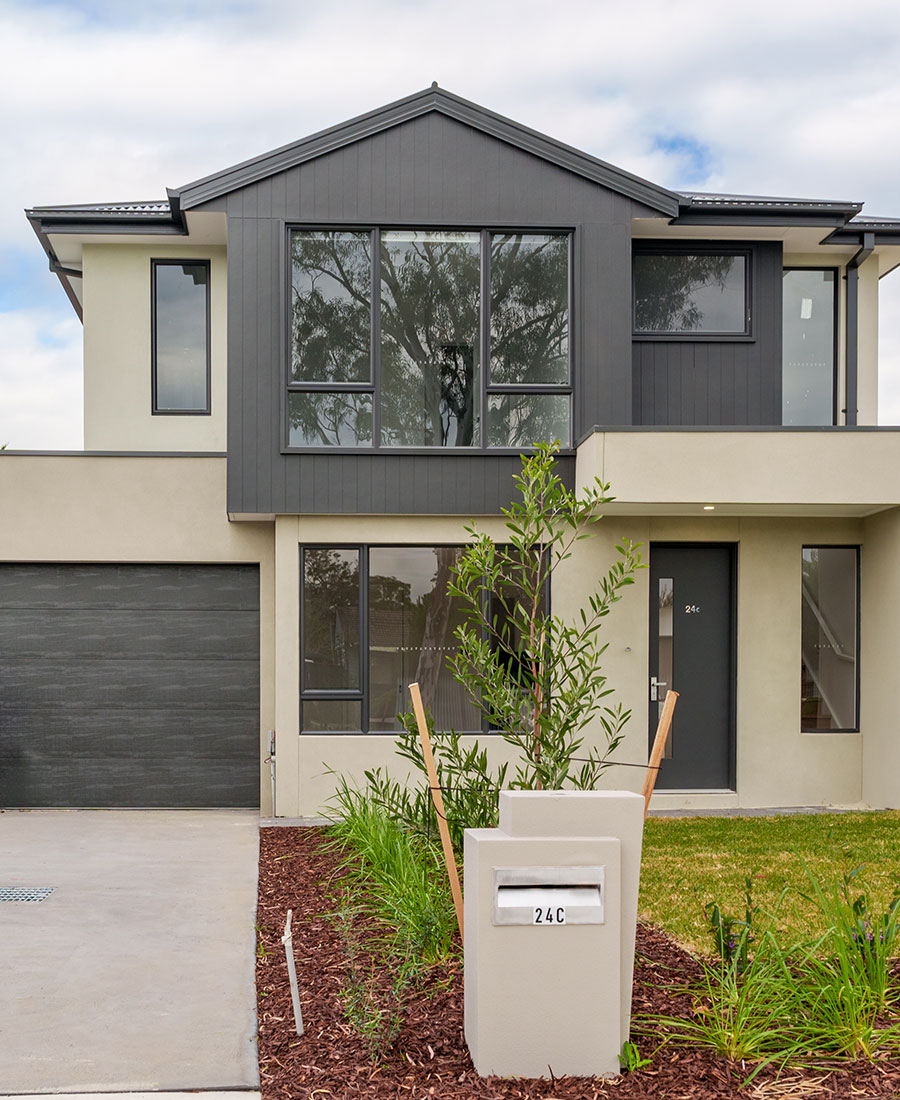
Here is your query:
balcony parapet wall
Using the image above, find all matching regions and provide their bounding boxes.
[576,429,900,516]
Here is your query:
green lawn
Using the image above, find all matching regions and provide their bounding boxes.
[639,811,900,954]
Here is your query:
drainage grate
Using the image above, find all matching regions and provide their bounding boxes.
[0,887,55,902]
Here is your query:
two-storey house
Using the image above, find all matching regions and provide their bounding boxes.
[5,86,900,815]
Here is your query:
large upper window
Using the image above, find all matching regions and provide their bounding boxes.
[288,229,571,450]
[801,547,858,732]
[633,251,749,336]
[151,260,210,414]
[782,268,837,426]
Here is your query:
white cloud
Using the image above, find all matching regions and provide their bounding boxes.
[1,0,900,437]
[0,309,82,449]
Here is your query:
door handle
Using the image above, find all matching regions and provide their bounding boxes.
[650,676,667,702]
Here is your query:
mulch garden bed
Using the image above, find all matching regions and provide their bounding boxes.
[256,826,900,1099]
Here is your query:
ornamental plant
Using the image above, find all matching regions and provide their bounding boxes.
[446,440,643,790]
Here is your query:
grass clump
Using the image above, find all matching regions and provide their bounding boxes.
[326,777,457,963]
[324,778,458,1062]
[645,863,900,1078]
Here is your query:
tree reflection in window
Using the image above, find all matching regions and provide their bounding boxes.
[288,391,373,447]
[380,231,480,447]
[290,232,371,383]
[288,228,571,448]
[490,233,568,385]
[634,253,746,334]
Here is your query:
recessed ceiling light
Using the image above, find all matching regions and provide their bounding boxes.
[703,505,715,511]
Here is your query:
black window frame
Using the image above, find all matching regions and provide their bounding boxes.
[632,244,753,341]
[284,225,574,454]
[800,544,860,734]
[299,542,546,736]
[150,258,212,416]
[782,266,840,427]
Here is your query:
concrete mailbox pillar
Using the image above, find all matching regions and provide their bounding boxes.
[464,790,644,1079]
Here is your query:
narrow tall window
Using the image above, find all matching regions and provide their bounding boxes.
[488,233,570,447]
[289,231,372,447]
[782,269,836,426]
[801,547,858,731]
[152,260,210,413]
[380,231,481,447]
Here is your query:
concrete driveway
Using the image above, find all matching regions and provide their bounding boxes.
[0,810,259,1094]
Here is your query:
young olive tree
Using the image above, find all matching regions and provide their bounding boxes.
[447,442,643,790]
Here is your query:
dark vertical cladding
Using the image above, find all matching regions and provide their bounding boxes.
[215,111,642,515]
[632,243,783,426]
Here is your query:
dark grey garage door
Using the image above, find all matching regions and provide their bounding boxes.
[0,564,260,808]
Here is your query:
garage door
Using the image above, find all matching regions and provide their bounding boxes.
[0,564,260,808]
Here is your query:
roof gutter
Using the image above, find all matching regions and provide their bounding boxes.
[844,232,875,427]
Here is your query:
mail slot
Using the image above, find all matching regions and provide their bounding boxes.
[493,865,605,925]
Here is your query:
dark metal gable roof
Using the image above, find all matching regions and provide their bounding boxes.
[27,200,173,219]
[677,191,863,216]
[169,85,682,217]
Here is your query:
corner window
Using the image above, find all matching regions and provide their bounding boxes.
[288,229,571,450]
[801,547,859,732]
[782,268,837,426]
[151,260,211,414]
[300,546,480,733]
[633,251,749,336]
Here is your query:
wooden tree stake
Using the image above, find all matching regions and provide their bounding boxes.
[409,681,464,945]
[642,689,679,820]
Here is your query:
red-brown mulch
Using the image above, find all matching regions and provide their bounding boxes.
[256,826,900,1099]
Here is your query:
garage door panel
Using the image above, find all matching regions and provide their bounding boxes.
[0,758,259,808]
[0,609,260,660]
[0,709,259,760]
[1,658,258,708]
[0,564,260,611]
[0,564,260,808]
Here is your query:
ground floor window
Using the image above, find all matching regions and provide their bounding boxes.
[300,545,481,733]
[801,546,859,731]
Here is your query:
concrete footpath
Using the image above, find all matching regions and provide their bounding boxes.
[0,810,260,1094]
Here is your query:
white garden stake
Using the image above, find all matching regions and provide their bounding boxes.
[281,908,304,1036]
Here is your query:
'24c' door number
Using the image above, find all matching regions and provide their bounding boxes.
[533,905,566,925]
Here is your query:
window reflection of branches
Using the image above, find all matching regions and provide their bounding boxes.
[634,253,745,334]
[380,232,480,447]
[287,228,571,448]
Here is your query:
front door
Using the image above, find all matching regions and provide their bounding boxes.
[649,544,735,790]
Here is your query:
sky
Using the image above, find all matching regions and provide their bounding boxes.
[2,0,900,448]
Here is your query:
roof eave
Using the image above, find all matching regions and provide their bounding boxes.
[670,211,853,229]
[26,213,83,322]
[822,224,900,246]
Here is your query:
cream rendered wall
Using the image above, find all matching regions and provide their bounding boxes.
[273,512,869,817]
[578,429,900,509]
[565,516,864,812]
[82,243,227,451]
[860,506,900,807]
[0,454,276,812]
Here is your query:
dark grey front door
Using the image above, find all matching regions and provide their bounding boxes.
[649,545,735,790]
